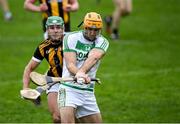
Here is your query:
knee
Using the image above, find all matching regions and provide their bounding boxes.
[121,10,131,16]
[126,8,132,15]
[52,113,61,123]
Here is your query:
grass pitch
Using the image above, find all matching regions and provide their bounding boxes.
[0,0,180,123]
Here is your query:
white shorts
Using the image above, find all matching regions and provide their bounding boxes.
[46,83,59,94]
[58,85,100,118]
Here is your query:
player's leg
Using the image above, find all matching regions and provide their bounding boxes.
[79,113,102,123]
[60,106,76,123]
[59,89,77,123]
[112,0,121,29]
[111,0,122,40]
[47,83,61,123]
[121,0,132,16]
[104,15,112,35]
[58,86,83,123]
[47,92,61,123]
[58,85,76,123]
[0,0,12,21]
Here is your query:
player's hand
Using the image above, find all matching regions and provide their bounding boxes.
[75,72,90,84]
[40,3,48,12]
[63,4,71,12]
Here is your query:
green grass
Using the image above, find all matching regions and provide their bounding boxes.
[0,0,180,123]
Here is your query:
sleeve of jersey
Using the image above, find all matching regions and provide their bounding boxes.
[95,37,109,53]
[32,47,44,63]
[63,34,76,52]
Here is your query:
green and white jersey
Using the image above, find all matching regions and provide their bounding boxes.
[62,30,109,91]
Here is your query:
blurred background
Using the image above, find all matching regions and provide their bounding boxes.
[0,0,180,122]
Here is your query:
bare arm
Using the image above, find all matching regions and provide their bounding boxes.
[79,48,105,74]
[74,48,105,83]
[64,48,105,75]
[64,49,105,83]
[69,0,79,11]
[63,0,79,12]
[24,0,48,12]
[23,59,40,89]
[64,52,78,75]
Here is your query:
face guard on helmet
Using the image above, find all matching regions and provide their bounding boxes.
[83,12,103,41]
[83,12,103,29]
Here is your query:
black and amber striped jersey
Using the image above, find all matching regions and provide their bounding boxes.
[33,39,63,77]
[39,0,70,32]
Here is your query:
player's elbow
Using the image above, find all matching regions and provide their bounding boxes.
[24,1,32,10]
[75,4,79,11]
[24,2,28,10]
[71,3,79,11]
